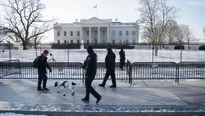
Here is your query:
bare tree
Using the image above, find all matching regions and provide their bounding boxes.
[175,25,192,45]
[0,0,54,50]
[138,0,178,58]
[166,20,178,49]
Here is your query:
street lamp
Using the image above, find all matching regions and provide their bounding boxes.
[39,43,41,54]
[7,41,11,61]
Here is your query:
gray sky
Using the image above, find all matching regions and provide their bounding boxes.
[1,0,205,42]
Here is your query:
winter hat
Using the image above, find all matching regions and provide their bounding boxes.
[43,50,49,54]
[87,45,94,53]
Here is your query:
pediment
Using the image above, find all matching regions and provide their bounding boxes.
[81,17,109,24]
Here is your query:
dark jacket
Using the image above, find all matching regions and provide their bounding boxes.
[37,54,51,74]
[119,49,125,62]
[85,48,97,78]
[105,48,116,70]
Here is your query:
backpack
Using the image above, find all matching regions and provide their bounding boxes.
[32,56,41,68]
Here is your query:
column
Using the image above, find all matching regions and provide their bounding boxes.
[89,27,91,44]
[98,27,100,43]
[107,26,110,43]
[80,27,83,43]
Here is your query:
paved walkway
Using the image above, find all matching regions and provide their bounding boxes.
[0,79,205,115]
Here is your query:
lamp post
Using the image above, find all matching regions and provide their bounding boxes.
[39,43,41,55]
[81,40,84,49]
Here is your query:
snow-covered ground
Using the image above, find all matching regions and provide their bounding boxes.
[0,48,205,63]
[0,113,46,116]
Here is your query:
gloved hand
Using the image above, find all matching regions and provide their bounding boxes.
[49,69,52,73]
[81,65,86,69]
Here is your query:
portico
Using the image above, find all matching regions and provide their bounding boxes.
[80,26,110,44]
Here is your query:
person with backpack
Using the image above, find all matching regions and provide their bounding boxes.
[33,50,52,91]
[81,45,102,104]
[99,47,117,88]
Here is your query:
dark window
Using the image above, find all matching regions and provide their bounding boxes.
[103,31,105,36]
[57,31,60,36]
[77,40,80,44]
[64,40,66,44]
[71,40,73,44]
[57,40,60,44]
[70,31,73,36]
[87,31,89,36]
[126,31,129,36]
[64,31,67,36]
[112,40,115,44]
[77,31,80,36]
[87,40,89,44]
[119,31,122,36]
[112,31,115,36]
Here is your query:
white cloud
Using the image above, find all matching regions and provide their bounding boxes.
[189,0,205,6]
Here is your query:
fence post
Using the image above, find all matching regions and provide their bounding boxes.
[175,63,179,84]
[127,60,132,85]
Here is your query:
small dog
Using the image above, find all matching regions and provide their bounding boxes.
[54,81,77,96]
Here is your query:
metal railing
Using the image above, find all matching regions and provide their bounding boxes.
[1,61,205,84]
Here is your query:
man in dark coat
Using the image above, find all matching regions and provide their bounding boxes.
[119,48,125,70]
[82,46,102,104]
[99,47,117,88]
[36,50,52,91]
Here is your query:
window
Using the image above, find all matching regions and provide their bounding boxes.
[87,31,89,36]
[87,40,89,44]
[70,31,73,36]
[102,31,105,36]
[119,31,122,36]
[95,31,97,34]
[112,40,115,44]
[77,31,80,36]
[57,31,60,36]
[64,31,67,36]
[112,31,115,36]
[64,40,66,44]
[57,40,60,44]
[126,31,129,36]
[77,40,80,44]
[71,40,73,44]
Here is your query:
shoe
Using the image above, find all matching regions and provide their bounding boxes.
[110,85,116,88]
[37,87,43,91]
[96,96,102,104]
[43,88,50,91]
[82,98,89,102]
[72,82,77,85]
[98,84,105,87]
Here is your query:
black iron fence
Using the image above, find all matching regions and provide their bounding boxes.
[0,60,205,84]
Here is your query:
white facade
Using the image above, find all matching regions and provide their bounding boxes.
[54,17,139,44]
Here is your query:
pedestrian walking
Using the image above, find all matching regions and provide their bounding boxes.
[81,46,102,103]
[34,50,52,91]
[119,48,125,70]
[99,47,117,88]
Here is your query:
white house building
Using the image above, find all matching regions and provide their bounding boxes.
[54,17,139,45]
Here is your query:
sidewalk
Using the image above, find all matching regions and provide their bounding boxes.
[0,79,205,115]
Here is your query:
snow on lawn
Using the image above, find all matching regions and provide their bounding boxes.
[0,49,205,63]
[0,113,46,116]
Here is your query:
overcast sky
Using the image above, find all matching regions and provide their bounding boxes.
[1,0,205,42]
